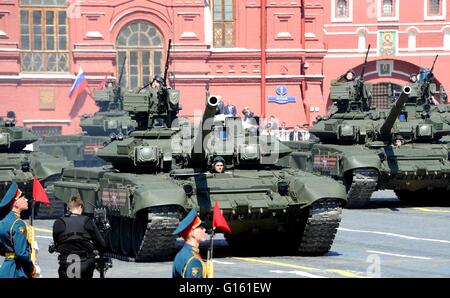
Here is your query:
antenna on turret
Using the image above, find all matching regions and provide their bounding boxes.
[114,56,126,110]
[163,39,172,86]
[359,44,371,82]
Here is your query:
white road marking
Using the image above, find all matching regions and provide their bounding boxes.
[367,250,432,260]
[36,235,53,239]
[212,260,235,265]
[270,270,327,278]
[338,228,450,244]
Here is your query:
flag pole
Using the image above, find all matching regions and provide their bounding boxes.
[30,197,34,226]
[210,227,215,260]
[207,227,215,278]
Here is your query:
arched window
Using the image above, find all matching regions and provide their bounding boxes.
[337,0,348,17]
[116,22,164,89]
[383,0,393,17]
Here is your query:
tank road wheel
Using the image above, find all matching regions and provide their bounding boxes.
[134,208,181,262]
[119,218,132,256]
[108,216,120,254]
[297,199,342,256]
[345,168,379,209]
[131,213,146,258]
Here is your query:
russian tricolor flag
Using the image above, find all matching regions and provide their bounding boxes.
[68,66,91,100]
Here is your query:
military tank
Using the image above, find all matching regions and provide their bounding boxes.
[283,52,450,207]
[383,58,450,202]
[35,59,137,167]
[0,117,73,218]
[53,79,347,261]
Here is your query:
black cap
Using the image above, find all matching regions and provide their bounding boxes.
[212,156,225,165]
[152,75,164,84]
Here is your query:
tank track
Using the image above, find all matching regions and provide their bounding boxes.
[297,198,342,256]
[135,209,181,262]
[345,168,379,209]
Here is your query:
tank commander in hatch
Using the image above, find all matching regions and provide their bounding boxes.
[151,75,165,89]
[392,135,404,148]
[345,70,356,82]
[211,156,226,174]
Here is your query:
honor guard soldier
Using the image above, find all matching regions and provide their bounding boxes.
[0,182,38,278]
[172,208,207,278]
[52,194,106,278]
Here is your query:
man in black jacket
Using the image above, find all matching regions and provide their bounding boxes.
[52,195,106,278]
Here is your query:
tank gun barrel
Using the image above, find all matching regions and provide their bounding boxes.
[114,56,127,110]
[379,85,412,140]
[191,95,219,162]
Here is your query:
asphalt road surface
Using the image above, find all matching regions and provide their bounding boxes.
[2,191,449,278]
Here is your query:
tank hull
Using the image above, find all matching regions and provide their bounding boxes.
[283,141,450,207]
[0,152,73,219]
[54,167,346,261]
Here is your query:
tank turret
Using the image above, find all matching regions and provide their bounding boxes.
[379,85,412,140]
[79,57,137,137]
[330,45,373,113]
[0,117,38,153]
[0,117,72,218]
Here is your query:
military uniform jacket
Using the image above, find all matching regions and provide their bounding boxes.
[0,211,34,278]
[172,243,206,278]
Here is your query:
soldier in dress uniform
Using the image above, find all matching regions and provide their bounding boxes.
[172,208,207,278]
[0,182,37,278]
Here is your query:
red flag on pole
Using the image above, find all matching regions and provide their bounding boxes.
[212,201,231,233]
[32,177,50,206]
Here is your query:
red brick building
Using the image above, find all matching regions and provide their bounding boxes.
[0,0,449,135]
[0,0,325,135]
[323,0,450,108]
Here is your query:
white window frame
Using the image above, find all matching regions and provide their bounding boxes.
[376,60,394,77]
[331,0,353,23]
[444,29,450,49]
[358,31,366,52]
[408,30,417,51]
[424,0,446,20]
[377,0,400,21]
